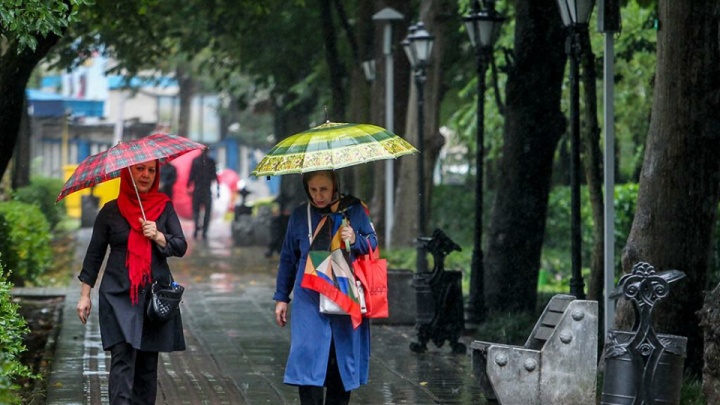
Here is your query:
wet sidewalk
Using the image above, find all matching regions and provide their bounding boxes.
[16,218,485,404]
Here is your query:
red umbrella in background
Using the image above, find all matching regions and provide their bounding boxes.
[218,168,240,211]
[167,150,239,220]
[168,149,200,220]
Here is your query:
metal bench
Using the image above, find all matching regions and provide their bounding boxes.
[470,294,598,404]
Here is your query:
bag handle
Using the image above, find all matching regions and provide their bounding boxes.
[307,203,327,245]
[358,236,379,261]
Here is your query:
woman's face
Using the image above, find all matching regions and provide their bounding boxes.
[129,162,157,193]
[307,173,335,208]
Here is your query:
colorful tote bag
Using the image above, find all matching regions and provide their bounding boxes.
[300,203,364,328]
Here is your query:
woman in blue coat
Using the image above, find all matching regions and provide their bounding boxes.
[273,170,377,405]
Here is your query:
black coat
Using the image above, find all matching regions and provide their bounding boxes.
[79,200,187,352]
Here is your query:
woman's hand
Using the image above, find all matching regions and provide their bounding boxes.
[275,301,288,327]
[77,283,92,324]
[140,218,167,247]
[341,222,356,245]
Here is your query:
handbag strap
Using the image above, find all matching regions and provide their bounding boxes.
[307,203,327,245]
[308,203,378,259]
[359,236,379,260]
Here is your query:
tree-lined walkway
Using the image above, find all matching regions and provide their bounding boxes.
[20,222,485,404]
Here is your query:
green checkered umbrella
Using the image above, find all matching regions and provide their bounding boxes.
[56,132,205,202]
[251,121,418,177]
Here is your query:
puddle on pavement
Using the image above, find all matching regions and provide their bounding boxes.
[169,220,280,287]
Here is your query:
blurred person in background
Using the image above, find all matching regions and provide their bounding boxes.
[187,148,219,239]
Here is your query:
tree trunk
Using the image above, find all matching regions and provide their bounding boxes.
[176,65,195,139]
[391,0,453,247]
[618,0,720,378]
[0,33,62,181]
[483,0,567,313]
[700,284,720,402]
[12,95,32,189]
[318,0,346,123]
[345,0,375,204]
[369,0,411,248]
[274,93,317,209]
[579,30,604,304]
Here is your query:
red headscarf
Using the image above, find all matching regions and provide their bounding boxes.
[117,161,170,304]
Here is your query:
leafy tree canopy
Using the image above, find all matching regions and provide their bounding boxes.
[0,0,89,52]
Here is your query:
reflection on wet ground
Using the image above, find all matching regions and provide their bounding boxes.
[179,218,489,404]
[46,217,490,404]
[173,217,280,289]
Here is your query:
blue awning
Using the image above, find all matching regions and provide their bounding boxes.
[26,89,104,118]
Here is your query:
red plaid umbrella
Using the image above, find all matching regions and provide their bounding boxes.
[56,133,206,203]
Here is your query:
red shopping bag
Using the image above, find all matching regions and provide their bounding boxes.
[353,240,389,318]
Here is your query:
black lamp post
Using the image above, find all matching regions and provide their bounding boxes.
[463,0,505,325]
[402,22,434,274]
[556,0,594,299]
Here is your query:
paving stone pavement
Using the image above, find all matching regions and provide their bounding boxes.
[16,218,488,404]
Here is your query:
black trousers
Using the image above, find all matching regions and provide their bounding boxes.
[109,342,159,405]
[192,193,212,237]
[298,341,351,405]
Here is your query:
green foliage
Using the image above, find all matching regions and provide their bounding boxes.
[0,264,33,404]
[679,374,705,405]
[0,0,90,52]
[12,177,66,230]
[397,182,640,292]
[474,292,557,345]
[430,184,479,244]
[385,183,476,279]
[542,183,638,285]
[382,247,417,272]
[0,202,52,287]
[604,2,657,182]
[445,1,513,181]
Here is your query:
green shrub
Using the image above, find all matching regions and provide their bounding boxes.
[0,201,52,286]
[679,374,705,405]
[0,264,33,404]
[474,292,557,344]
[426,182,639,291]
[12,177,66,230]
[430,183,478,244]
[542,183,638,286]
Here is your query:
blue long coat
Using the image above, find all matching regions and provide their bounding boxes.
[273,199,377,391]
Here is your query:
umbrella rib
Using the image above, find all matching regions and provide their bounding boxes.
[127,167,147,222]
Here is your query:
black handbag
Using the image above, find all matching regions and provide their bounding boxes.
[146,280,184,322]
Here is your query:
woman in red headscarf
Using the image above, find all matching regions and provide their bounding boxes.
[76,160,187,405]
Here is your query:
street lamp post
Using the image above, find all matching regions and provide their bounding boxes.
[403,22,434,274]
[556,0,595,299]
[462,0,505,325]
[373,7,404,249]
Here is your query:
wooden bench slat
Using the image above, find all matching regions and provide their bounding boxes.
[533,325,555,342]
[539,311,564,328]
[471,341,492,351]
[546,296,574,312]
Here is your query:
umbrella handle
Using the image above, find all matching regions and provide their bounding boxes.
[342,218,350,252]
[127,167,147,222]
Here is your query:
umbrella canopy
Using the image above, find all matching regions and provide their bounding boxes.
[251,121,418,177]
[56,132,206,202]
